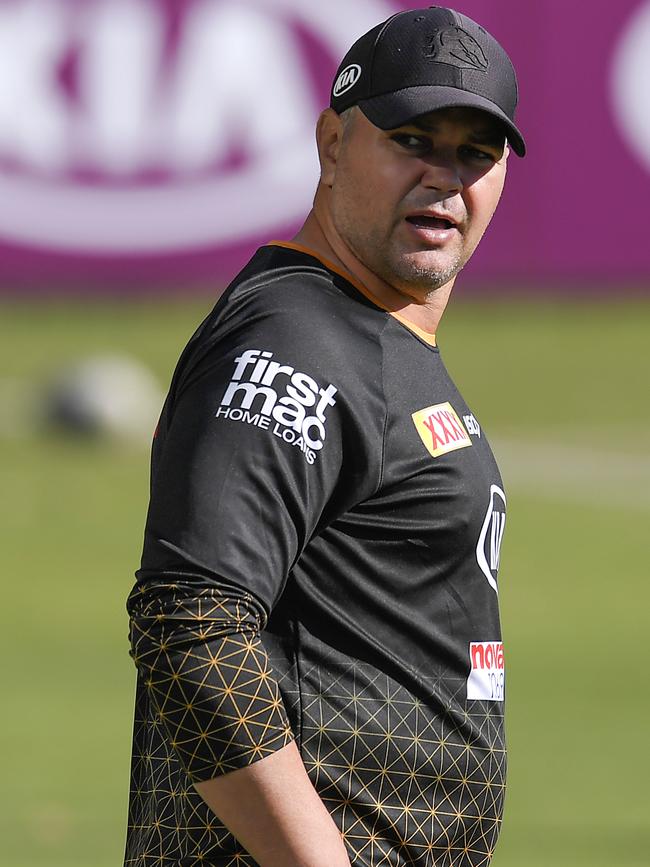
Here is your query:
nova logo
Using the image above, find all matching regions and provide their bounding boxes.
[411,402,472,458]
[470,641,504,671]
[216,349,338,465]
[476,484,506,593]
[467,641,505,702]
[333,64,362,97]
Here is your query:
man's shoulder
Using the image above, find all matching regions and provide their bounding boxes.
[223,244,383,325]
[177,245,387,389]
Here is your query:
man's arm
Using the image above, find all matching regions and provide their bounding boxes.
[195,742,351,867]
[129,582,350,866]
[129,285,381,863]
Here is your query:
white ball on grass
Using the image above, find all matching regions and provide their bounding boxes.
[42,354,164,443]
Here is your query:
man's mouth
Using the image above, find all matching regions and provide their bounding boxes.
[405,216,457,231]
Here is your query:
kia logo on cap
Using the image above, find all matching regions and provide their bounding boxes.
[333,64,362,97]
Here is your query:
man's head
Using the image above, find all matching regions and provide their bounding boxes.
[330,6,525,158]
[313,6,525,300]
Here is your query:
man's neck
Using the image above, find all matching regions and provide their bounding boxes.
[292,206,454,335]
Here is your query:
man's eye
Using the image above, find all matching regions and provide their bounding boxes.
[461,146,497,162]
[391,134,430,150]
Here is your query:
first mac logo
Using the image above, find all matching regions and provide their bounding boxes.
[216,349,338,465]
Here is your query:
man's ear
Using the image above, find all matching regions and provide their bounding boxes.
[316,108,345,187]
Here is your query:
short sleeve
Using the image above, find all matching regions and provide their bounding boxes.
[138,275,386,614]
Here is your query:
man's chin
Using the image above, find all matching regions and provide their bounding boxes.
[394,252,464,292]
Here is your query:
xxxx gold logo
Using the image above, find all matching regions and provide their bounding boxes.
[412,402,473,458]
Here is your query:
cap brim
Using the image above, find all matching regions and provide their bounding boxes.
[358,85,526,157]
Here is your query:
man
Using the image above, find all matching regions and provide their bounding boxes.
[124,6,525,866]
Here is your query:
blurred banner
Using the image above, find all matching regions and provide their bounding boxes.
[1,0,649,294]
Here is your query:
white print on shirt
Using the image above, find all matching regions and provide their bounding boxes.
[467,641,505,702]
[476,484,507,593]
[463,413,481,438]
[216,349,338,465]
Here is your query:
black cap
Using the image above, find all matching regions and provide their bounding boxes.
[330,6,526,157]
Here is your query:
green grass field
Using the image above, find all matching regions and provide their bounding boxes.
[2,297,648,866]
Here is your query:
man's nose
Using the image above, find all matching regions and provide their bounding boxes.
[420,157,463,195]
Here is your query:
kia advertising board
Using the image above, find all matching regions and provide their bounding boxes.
[0,0,649,294]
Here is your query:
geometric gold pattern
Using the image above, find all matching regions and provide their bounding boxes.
[128,581,294,780]
[125,583,505,865]
[275,637,506,867]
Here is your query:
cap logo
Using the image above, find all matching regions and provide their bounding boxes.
[333,64,362,97]
[425,26,489,72]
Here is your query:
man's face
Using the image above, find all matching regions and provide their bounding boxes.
[322,106,508,297]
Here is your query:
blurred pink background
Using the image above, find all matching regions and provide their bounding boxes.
[1,0,649,293]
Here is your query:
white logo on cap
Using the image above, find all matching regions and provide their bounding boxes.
[333,64,362,97]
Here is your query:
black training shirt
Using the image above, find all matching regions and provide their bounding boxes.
[125,243,508,867]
